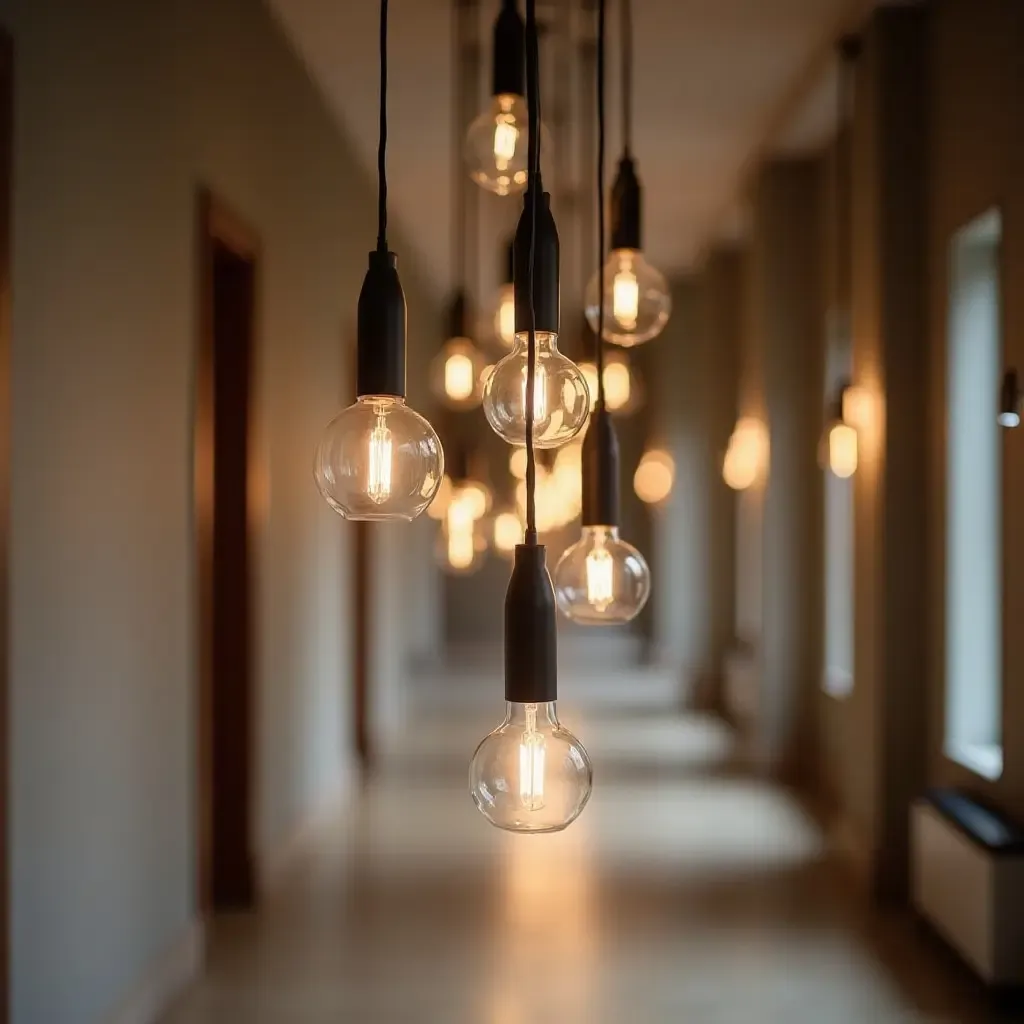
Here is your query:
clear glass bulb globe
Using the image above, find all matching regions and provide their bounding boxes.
[482,331,590,448]
[553,525,651,624]
[465,93,530,196]
[430,336,488,410]
[469,701,592,833]
[314,395,444,521]
[585,248,672,347]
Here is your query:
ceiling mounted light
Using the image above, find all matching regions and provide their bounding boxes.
[470,0,592,834]
[315,0,443,521]
[584,0,670,347]
[555,0,651,626]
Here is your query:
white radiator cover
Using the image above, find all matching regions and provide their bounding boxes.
[911,799,1024,984]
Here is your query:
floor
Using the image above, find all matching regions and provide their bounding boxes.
[163,707,999,1023]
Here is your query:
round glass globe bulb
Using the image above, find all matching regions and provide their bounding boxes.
[430,336,487,410]
[482,331,590,448]
[553,525,651,624]
[465,93,530,196]
[579,352,637,414]
[314,395,443,521]
[469,701,592,833]
[585,248,672,347]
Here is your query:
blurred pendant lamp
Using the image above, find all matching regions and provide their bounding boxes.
[435,445,488,575]
[465,0,531,195]
[432,1,488,410]
[584,0,670,347]
[315,0,444,521]
[470,0,592,833]
[554,0,651,626]
[492,237,517,349]
[820,37,862,480]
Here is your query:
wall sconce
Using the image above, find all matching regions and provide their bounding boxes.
[998,369,1020,428]
[722,417,769,491]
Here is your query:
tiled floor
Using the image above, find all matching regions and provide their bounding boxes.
[163,707,999,1023]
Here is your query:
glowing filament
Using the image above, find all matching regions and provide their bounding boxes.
[585,543,614,612]
[519,703,546,809]
[612,268,639,329]
[829,423,858,478]
[493,117,519,169]
[444,352,475,401]
[367,414,393,505]
[520,363,548,423]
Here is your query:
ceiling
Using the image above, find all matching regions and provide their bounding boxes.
[267,0,869,303]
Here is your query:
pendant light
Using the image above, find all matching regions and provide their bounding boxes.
[554,0,650,626]
[491,237,517,349]
[465,0,532,196]
[820,37,862,479]
[584,0,670,347]
[431,1,488,410]
[315,0,444,521]
[470,0,592,834]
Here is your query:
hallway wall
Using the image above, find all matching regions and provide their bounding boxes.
[3,1,440,1022]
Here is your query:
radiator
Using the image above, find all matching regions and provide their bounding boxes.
[911,799,1024,984]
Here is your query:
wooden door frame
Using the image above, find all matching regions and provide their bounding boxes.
[0,27,11,1024]
[194,188,260,913]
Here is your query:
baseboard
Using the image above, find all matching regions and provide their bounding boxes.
[830,815,874,887]
[258,772,353,893]
[104,919,205,1024]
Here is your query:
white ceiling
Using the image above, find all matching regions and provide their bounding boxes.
[267,0,869,301]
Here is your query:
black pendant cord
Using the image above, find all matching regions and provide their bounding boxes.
[620,0,632,158]
[376,0,389,253]
[524,0,540,545]
[596,0,607,409]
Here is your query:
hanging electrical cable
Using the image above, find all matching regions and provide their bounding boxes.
[469,0,592,835]
[431,0,487,410]
[554,0,651,626]
[584,0,670,347]
[314,0,444,522]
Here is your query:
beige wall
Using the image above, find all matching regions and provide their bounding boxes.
[4,1,440,1022]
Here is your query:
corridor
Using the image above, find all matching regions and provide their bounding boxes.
[161,708,986,1024]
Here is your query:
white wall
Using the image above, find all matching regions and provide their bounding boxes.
[5,1,440,1022]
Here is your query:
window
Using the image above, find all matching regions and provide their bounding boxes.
[945,208,1003,781]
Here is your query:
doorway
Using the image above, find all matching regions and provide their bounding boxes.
[195,191,259,912]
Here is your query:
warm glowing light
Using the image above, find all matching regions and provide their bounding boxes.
[494,511,522,555]
[427,474,454,520]
[518,703,546,809]
[457,479,492,520]
[496,290,516,349]
[447,527,475,570]
[579,360,632,413]
[520,363,548,423]
[509,448,528,480]
[494,119,519,168]
[585,544,614,612]
[612,267,639,329]
[367,416,393,504]
[633,448,674,505]
[445,352,475,401]
[842,385,873,433]
[722,417,769,491]
[828,422,858,478]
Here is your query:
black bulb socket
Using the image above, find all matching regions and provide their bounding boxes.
[503,236,516,286]
[610,155,643,252]
[492,0,526,99]
[514,188,560,335]
[581,405,620,527]
[505,544,557,704]
[357,250,406,399]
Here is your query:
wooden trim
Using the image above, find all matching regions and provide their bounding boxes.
[0,29,11,1024]
[194,188,261,913]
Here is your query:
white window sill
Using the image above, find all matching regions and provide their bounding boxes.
[822,667,853,700]
[945,741,1003,781]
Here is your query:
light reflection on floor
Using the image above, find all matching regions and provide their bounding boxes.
[162,707,993,1024]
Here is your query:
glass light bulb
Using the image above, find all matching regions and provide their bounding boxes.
[315,395,443,521]
[634,449,674,505]
[434,497,487,575]
[465,94,530,196]
[722,417,769,491]
[553,525,651,624]
[430,336,487,410]
[579,356,635,413]
[828,422,858,478]
[493,282,517,349]
[469,701,592,833]
[493,510,523,557]
[585,248,671,347]
[455,478,493,520]
[482,331,590,448]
